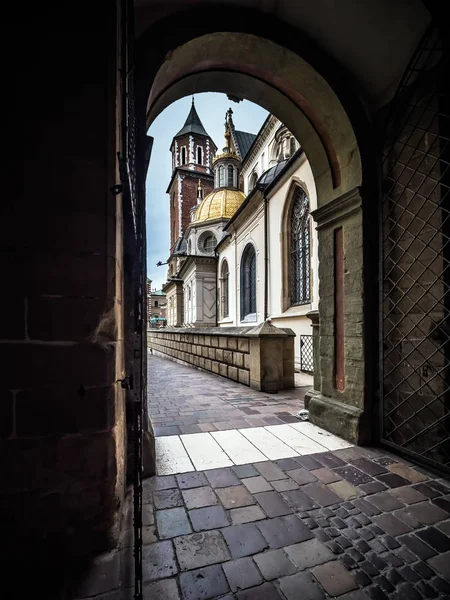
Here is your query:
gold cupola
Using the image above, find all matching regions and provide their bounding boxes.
[193,188,246,222]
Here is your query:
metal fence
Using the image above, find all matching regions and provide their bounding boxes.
[300,335,314,373]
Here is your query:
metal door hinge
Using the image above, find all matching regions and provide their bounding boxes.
[117,375,133,390]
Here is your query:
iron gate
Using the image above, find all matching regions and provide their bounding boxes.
[300,335,314,373]
[381,26,450,473]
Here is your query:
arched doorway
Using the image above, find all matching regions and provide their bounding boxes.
[132,6,376,455]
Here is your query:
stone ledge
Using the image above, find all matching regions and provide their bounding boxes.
[307,393,364,445]
[149,325,295,338]
[312,187,361,230]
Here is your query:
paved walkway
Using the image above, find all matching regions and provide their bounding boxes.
[147,353,308,436]
[70,356,450,600]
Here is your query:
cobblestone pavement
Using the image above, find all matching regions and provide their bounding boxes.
[74,445,450,600]
[148,354,307,436]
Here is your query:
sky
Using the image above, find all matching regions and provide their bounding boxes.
[145,92,268,291]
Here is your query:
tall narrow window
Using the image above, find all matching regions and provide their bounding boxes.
[227,165,234,187]
[249,172,258,191]
[181,147,186,164]
[219,165,225,187]
[221,260,229,319]
[241,244,257,321]
[290,188,310,305]
[290,137,296,156]
[197,146,203,165]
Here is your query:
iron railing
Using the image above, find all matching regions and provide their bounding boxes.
[300,335,314,373]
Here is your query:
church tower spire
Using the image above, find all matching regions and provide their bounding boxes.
[167,100,217,252]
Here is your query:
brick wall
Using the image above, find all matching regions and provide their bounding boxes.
[168,168,214,250]
[174,134,212,173]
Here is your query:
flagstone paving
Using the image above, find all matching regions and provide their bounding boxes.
[70,356,450,600]
[72,445,450,600]
[147,353,308,435]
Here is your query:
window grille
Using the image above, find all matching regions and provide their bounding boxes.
[290,188,311,305]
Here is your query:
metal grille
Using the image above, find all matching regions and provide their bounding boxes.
[381,26,450,473]
[300,335,314,373]
[291,188,311,305]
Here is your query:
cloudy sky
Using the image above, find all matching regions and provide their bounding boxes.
[145,92,268,291]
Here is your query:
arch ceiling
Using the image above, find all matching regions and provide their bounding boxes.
[135,0,430,110]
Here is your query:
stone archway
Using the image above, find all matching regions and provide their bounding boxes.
[135,10,375,445]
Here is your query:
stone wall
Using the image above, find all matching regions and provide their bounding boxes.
[2,4,126,560]
[306,189,367,445]
[148,322,295,392]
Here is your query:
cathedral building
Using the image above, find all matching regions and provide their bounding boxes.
[162,101,319,370]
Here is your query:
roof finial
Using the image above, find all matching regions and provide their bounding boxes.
[192,95,195,106]
[197,178,203,203]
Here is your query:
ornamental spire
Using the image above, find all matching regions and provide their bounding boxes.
[197,178,203,203]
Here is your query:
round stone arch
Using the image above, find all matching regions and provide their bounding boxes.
[135,5,376,444]
[144,33,362,205]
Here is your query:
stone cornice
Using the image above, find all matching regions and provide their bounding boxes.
[178,254,216,279]
[312,188,361,230]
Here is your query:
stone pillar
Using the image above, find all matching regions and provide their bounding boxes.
[247,321,295,392]
[175,281,184,327]
[282,332,296,390]
[304,310,320,408]
[308,189,367,444]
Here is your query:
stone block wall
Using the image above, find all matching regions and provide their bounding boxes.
[148,323,295,392]
[149,328,251,386]
[2,4,126,560]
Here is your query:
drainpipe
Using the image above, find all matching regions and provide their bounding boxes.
[264,192,269,321]
[214,248,218,327]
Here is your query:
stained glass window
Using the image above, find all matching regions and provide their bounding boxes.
[241,244,257,320]
[221,260,229,318]
[290,188,310,305]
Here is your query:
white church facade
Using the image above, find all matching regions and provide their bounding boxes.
[162,101,319,371]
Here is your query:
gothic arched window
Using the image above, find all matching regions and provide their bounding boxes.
[249,172,258,191]
[220,260,229,319]
[197,147,203,165]
[290,188,310,305]
[219,166,225,187]
[241,244,257,321]
[227,165,234,187]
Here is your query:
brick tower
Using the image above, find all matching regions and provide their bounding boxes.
[167,98,216,252]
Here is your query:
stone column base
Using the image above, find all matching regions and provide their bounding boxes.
[304,388,320,410]
[308,393,365,445]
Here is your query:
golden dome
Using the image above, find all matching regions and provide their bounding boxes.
[194,188,246,223]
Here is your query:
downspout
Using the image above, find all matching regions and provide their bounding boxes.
[234,225,238,325]
[264,192,269,321]
[214,248,219,326]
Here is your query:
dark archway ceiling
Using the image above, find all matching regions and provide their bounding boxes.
[135,0,431,110]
